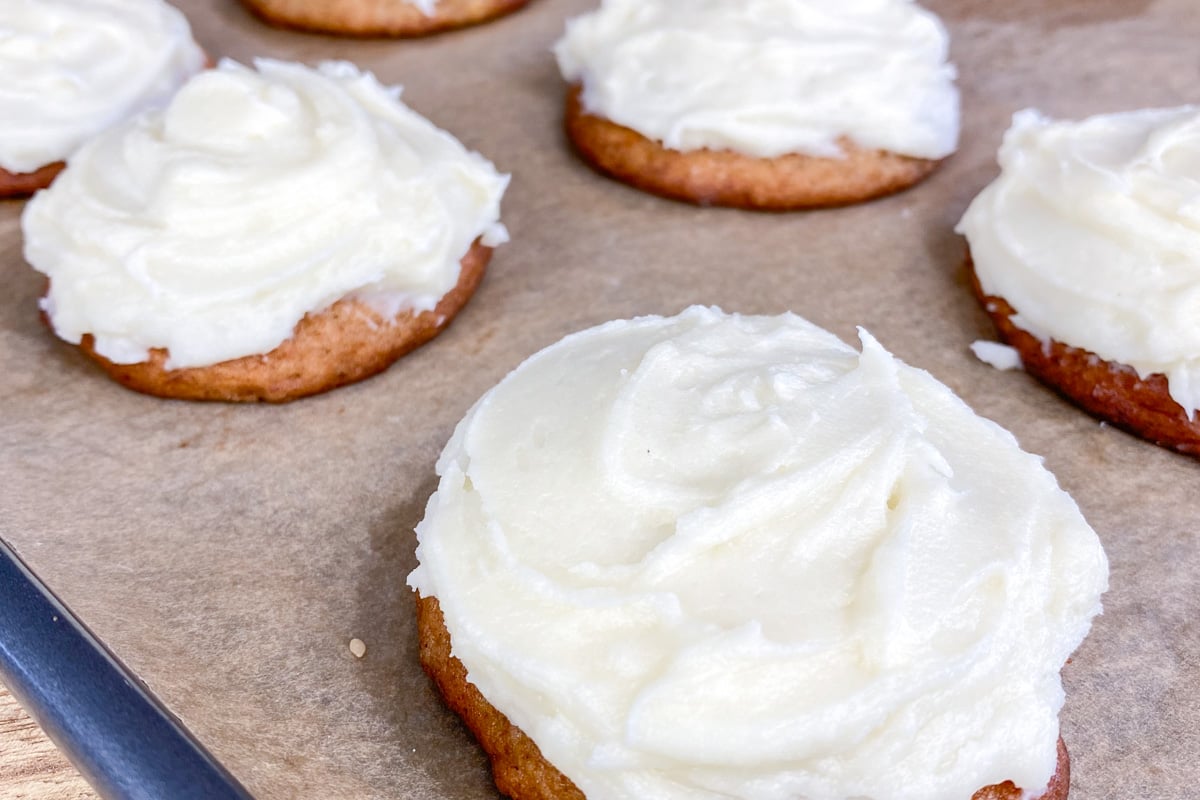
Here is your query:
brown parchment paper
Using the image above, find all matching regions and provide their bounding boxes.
[2,0,1198,797]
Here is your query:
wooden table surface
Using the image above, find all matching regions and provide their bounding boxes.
[0,685,95,800]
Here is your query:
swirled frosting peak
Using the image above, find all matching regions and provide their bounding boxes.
[554,0,960,159]
[409,306,1108,800]
[0,0,204,173]
[957,106,1200,415]
[23,59,509,369]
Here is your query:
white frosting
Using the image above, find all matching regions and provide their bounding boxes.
[23,59,509,369]
[0,0,204,174]
[409,306,1107,800]
[957,107,1200,416]
[554,0,960,160]
[971,340,1023,372]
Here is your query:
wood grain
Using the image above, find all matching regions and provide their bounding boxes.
[0,684,95,800]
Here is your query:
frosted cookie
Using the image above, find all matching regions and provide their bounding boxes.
[957,107,1200,456]
[554,0,960,210]
[0,0,204,197]
[23,59,509,403]
[239,0,534,37]
[409,306,1108,800]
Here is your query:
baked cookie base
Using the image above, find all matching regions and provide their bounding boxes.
[968,252,1200,457]
[416,593,1069,800]
[564,86,942,210]
[239,0,532,37]
[69,240,491,403]
[0,162,65,198]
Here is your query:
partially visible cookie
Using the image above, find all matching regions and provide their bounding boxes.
[24,60,509,402]
[239,0,533,37]
[0,0,204,198]
[564,86,941,210]
[554,0,959,209]
[957,107,1200,456]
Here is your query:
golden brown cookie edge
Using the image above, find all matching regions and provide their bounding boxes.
[239,0,533,37]
[0,162,65,199]
[416,593,584,800]
[967,251,1200,457]
[415,593,1067,800]
[69,240,491,403]
[563,85,942,210]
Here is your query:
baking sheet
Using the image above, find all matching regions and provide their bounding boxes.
[2,0,1198,796]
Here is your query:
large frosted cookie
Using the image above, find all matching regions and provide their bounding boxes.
[24,60,509,402]
[409,306,1108,800]
[958,107,1200,456]
[554,0,959,209]
[239,0,534,37]
[0,0,204,197]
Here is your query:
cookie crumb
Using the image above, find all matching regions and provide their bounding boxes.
[349,638,367,658]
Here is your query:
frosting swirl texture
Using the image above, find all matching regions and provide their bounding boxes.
[409,306,1107,800]
[554,0,959,160]
[23,59,509,369]
[958,107,1200,415]
[0,0,204,173]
